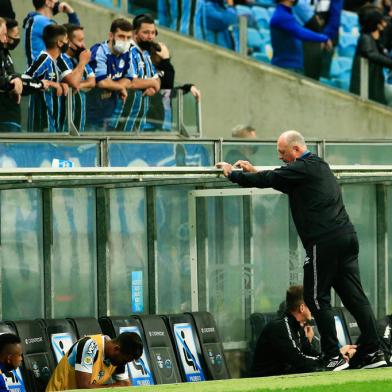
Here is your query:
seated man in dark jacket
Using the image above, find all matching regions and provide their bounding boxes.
[251,285,356,376]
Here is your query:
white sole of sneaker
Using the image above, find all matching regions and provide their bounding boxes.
[362,360,387,369]
[333,362,350,371]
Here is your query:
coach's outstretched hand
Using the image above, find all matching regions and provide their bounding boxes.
[234,160,258,173]
[216,162,233,177]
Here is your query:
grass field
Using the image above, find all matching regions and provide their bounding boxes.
[67,368,392,392]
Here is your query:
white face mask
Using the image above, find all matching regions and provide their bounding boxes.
[113,39,131,54]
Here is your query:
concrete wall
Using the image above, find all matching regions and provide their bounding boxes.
[11,0,392,140]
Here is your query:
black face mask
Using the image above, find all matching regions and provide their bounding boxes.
[138,40,153,51]
[70,44,85,58]
[60,43,69,53]
[53,1,60,15]
[7,38,20,51]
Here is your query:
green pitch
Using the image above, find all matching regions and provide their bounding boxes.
[66,368,392,392]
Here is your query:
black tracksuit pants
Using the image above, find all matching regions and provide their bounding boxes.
[303,232,380,358]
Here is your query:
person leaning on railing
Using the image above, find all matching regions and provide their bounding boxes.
[86,18,160,132]
[57,23,95,132]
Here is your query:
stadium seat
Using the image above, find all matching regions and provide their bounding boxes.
[99,316,156,386]
[42,319,77,364]
[247,28,263,52]
[252,6,271,30]
[341,10,359,35]
[187,311,230,380]
[330,57,352,91]
[136,315,182,384]
[66,317,102,339]
[249,312,277,349]
[164,314,207,382]
[338,33,358,58]
[235,4,253,19]
[9,320,55,392]
[339,307,360,344]
[252,52,271,64]
[259,28,271,44]
[332,308,351,347]
[255,0,275,7]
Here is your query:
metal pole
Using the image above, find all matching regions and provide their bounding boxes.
[360,58,369,100]
[67,89,80,136]
[239,16,248,57]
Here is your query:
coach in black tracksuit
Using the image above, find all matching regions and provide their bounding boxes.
[217,130,386,370]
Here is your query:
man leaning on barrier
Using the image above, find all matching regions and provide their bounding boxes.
[46,332,143,391]
[217,130,387,371]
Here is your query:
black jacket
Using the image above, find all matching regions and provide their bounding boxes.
[0,46,20,124]
[349,34,392,105]
[251,313,322,377]
[229,153,354,249]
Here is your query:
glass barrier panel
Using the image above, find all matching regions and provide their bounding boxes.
[252,193,290,313]
[84,87,200,134]
[222,143,317,166]
[108,187,148,314]
[0,142,98,168]
[52,188,97,317]
[108,142,213,166]
[325,143,392,165]
[342,184,377,307]
[0,189,44,319]
[156,185,194,314]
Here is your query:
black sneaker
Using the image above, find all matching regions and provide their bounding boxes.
[360,350,387,369]
[325,355,350,371]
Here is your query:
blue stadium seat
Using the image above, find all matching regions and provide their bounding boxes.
[255,0,275,7]
[252,52,271,64]
[235,4,253,18]
[338,33,358,58]
[330,56,353,90]
[247,28,263,52]
[341,10,359,34]
[259,28,271,44]
[252,6,271,30]
[99,316,156,386]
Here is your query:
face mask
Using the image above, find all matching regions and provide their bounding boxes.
[138,40,153,51]
[7,38,20,50]
[60,42,69,53]
[113,39,131,54]
[52,1,60,15]
[70,44,85,58]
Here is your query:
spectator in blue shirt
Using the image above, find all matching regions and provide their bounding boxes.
[86,18,160,131]
[111,14,160,132]
[25,23,69,132]
[204,0,237,50]
[0,334,24,392]
[294,0,343,80]
[57,24,95,131]
[23,0,80,66]
[270,0,331,73]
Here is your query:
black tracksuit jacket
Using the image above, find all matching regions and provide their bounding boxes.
[251,313,322,376]
[229,153,355,249]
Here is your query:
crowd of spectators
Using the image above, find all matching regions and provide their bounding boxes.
[0,1,200,133]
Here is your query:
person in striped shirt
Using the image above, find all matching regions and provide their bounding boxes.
[25,23,69,132]
[57,24,95,131]
[23,0,80,67]
[0,334,24,392]
[110,14,161,132]
[86,18,160,131]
